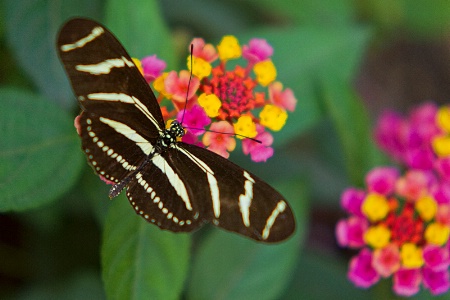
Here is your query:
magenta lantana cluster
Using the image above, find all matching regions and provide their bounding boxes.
[337,102,450,296]
[136,36,297,162]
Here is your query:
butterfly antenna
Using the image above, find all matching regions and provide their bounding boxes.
[184,126,262,144]
[180,44,194,126]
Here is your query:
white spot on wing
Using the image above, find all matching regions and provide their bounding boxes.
[262,200,287,240]
[239,171,255,227]
[86,124,136,171]
[86,93,161,130]
[152,155,192,211]
[99,117,153,155]
[75,56,134,74]
[133,172,191,226]
[175,146,221,218]
[61,26,104,52]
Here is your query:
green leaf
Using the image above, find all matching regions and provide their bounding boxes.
[3,0,104,109]
[0,87,83,211]
[320,78,384,185]
[283,250,372,300]
[102,196,191,300]
[239,26,372,147]
[187,180,308,300]
[105,0,176,68]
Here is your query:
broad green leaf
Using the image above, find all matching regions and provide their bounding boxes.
[320,77,384,185]
[239,26,372,147]
[0,87,83,211]
[102,197,190,300]
[283,250,372,300]
[105,0,176,68]
[3,0,104,109]
[187,180,307,300]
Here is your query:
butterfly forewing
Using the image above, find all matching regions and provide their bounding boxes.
[58,18,165,139]
[58,18,295,243]
[58,18,164,183]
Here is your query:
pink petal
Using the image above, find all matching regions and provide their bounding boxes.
[423,244,450,271]
[190,38,218,62]
[74,115,82,136]
[268,82,297,112]
[242,38,273,63]
[372,244,401,277]
[393,268,422,297]
[100,175,115,186]
[432,182,450,205]
[348,249,380,288]
[203,121,236,158]
[165,70,199,102]
[374,111,406,161]
[435,157,450,181]
[336,216,368,248]
[141,55,166,82]
[366,166,399,195]
[423,267,450,295]
[181,131,203,147]
[396,170,432,201]
[242,125,274,162]
[177,104,211,136]
[340,188,365,216]
[249,145,274,162]
[436,205,450,226]
[405,147,435,170]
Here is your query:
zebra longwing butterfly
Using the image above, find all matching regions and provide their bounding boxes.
[57,18,295,242]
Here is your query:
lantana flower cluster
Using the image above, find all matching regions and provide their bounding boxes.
[374,102,450,175]
[337,102,450,296]
[136,36,297,162]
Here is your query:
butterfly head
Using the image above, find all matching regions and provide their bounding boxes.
[169,120,186,138]
[157,120,185,150]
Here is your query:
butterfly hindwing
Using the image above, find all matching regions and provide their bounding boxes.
[125,152,207,232]
[167,143,295,242]
[77,114,147,184]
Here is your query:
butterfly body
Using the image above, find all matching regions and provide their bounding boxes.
[58,18,295,242]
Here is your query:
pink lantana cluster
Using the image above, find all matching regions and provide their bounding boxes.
[136,36,297,162]
[337,102,450,296]
[337,167,450,296]
[374,102,448,172]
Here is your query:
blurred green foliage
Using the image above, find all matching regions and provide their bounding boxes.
[1,0,450,299]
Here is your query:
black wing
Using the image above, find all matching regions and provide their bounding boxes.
[57,18,165,183]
